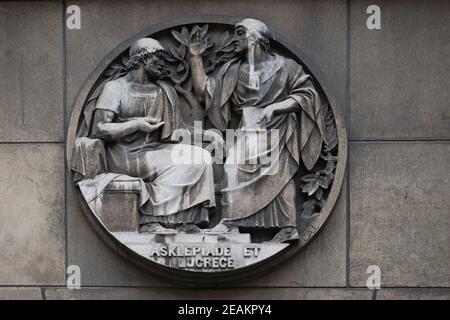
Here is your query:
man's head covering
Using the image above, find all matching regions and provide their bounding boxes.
[129,38,166,58]
[235,18,270,44]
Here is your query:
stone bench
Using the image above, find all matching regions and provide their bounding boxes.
[97,178,142,232]
[73,136,224,233]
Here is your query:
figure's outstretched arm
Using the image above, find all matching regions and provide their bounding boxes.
[91,109,163,141]
[188,29,208,101]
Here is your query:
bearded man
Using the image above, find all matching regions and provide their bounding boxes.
[90,38,216,234]
[188,19,325,242]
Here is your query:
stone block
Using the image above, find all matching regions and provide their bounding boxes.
[350,142,450,287]
[0,1,63,142]
[377,289,450,300]
[99,189,140,232]
[45,287,372,300]
[67,177,175,286]
[238,178,348,287]
[0,287,42,300]
[350,0,450,139]
[0,144,65,285]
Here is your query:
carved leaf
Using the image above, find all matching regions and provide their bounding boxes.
[320,152,338,161]
[300,101,338,216]
[315,188,323,201]
[200,24,208,38]
[190,25,198,37]
[304,199,316,208]
[324,160,336,173]
[182,26,190,41]
[219,45,235,53]
[218,31,230,48]
[111,70,127,81]
[103,63,125,77]
[325,111,334,126]
[300,173,318,183]
[177,44,186,58]
[301,199,320,218]
[87,79,108,102]
[171,30,189,46]
[168,45,181,60]
[301,180,320,196]
[317,175,330,189]
[165,55,178,62]
[177,63,185,72]
[324,138,338,152]
[120,55,129,66]
[221,52,236,60]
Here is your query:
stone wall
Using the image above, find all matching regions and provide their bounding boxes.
[0,0,448,300]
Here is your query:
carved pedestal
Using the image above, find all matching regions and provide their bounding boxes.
[96,179,141,232]
[113,231,288,272]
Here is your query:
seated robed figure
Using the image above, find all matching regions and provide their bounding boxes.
[73,38,216,234]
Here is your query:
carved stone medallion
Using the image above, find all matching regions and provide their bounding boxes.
[67,16,347,284]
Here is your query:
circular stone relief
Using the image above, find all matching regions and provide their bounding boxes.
[67,16,347,284]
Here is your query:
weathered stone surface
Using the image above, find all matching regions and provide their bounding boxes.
[67,178,175,286]
[350,0,450,139]
[118,236,288,272]
[66,0,348,287]
[377,289,450,300]
[350,143,450,287]
[0,287,42,300]
[66,0,347,122]
[0,144,65,285]
[239,180,347,287]
[98,192,140,232]
[45,287,371,300]
[68,177,346,286]
[0,1,63,142]
[113,232,251,244]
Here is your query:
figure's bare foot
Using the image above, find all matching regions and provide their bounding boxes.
[202,222,239,234]
[175,224,202,234]
[140,223,177,234]
[271,227,299,243]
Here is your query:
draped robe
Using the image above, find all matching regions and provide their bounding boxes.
[205,53,324,227]
[73,77,215,226]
